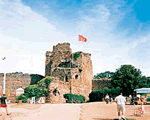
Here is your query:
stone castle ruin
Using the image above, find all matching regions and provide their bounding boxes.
[45,43,93,103]
[0,42,110,103]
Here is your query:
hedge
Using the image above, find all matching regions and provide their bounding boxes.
[89,87,121,102]
[63,93,85,103]
[147,98,150,102]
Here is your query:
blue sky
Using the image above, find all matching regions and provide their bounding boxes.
[1,0,150,77]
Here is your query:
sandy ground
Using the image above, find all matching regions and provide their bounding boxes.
[80,102,150,120]
[0,102,150,120]
[0,103,82,120]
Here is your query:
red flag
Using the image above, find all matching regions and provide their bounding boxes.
[79,35,87,42]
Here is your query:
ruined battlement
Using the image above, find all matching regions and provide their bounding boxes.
[46,43,93,101]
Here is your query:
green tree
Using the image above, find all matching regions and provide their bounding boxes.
[30,74,45,85]
[24,76,53,100]
[24,84,42,100]
[111,65,147,96]
[94,71,114,79]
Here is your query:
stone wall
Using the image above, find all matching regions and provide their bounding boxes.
[72,52,93,100]
[45,51,53,76]
[0,73,31,102]
[46,43,93,102]
[48,77,70,103]
[92,78,111,90]
[45,43,72,77]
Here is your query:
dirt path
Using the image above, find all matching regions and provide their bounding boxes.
[1,102,150,120]
[5,104,82,120]
[80,102,150,120]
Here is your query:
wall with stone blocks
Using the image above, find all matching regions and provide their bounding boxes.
[92,79,111,90]
[0,73,31,102]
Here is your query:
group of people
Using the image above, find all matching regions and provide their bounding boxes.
[0,94,10,115]
[105,93,145,120]
[105,94,113,104]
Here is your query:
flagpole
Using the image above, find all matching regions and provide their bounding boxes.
[2,57,6,95]
[3,73,5,95]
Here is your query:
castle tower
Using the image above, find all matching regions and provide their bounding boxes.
[46,43,93,101]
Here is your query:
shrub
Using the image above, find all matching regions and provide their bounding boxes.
[89,87,121,102]
[24,85,43,100]
[73,52,81,61]
[147,98,150,102]
[24,76,53,100]
[16,94,27,103]
[37,76,53,88]
[64,93,85,103]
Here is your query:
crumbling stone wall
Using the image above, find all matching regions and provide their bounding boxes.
[45,51,53,76]
[48,77,70,103]
[0,73,31,102]
[46,43,93,102]
[71,52,93,100]
[45,43,72,77]
[92,78,111,90]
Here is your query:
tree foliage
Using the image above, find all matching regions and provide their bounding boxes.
[73,52,81,61]
[94,71,114,79]
[89,87,121,102]
[30,74,45,85]
[24,76,53,100]
[111,65,147,96]
[12,72,23,74]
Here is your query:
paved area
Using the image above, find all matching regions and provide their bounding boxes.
[0,102,150,120]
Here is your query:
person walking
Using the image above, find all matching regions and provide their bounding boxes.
[105,94,109,104]
[115,93,126,120]
[0,94,10,115]
[109,96,113,104]
[129,94,132,104]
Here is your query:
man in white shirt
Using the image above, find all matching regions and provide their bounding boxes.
[115,93,126,120]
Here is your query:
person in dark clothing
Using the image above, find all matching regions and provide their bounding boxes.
[0,94,10,115]
[105,94,109,104]
[109,97,113,104]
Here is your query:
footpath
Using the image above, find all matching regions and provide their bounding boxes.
[0,102,150,120]
[9,104,82,120]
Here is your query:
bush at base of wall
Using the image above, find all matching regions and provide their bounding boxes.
[89,87,121,102]
[24,76,53,101]
[16,95,27,103]
[63,93,85,103]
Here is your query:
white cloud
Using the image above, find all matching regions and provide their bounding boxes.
[1,0,150,77]
[0,0,69,75]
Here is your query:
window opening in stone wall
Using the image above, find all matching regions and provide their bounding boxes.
[53,89,57,96]
[65,76,68,82]
[75,74,78,79]
[53,89,60,96]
